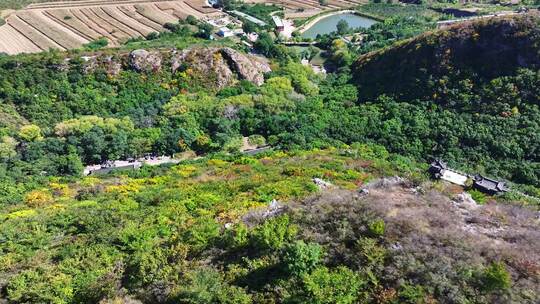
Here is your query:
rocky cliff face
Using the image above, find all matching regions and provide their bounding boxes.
[129,49,162,73]
[170,47,271,88]
[80,47,271,88]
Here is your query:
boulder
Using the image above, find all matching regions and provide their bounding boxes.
[129,49,162,72]
[454,192,479,211]
[313,178,333,190]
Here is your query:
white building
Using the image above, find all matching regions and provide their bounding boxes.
[272,15,284,32]
[217,27,234,37]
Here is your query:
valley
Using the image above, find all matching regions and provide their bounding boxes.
[0,0,539,303]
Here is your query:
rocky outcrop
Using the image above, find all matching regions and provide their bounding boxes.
[171,47,234,88]
[220,47,271,85]
[102,55,122,76]
[171,47,271,88]
[76,47,270,87]
[129,49,162,72]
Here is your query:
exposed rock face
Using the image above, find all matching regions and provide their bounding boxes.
[75,47,270,87]
[171,47,271,88]
[220,47,271,85]
[129,49,162,72]
[171,47,234,89]
[102,55,122,76]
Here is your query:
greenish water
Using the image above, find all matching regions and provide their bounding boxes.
[302,13,377,39]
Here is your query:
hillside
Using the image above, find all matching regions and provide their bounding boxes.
[0,147,538,303]
[352,13,540,102]
[347,14,540,190]
[0,3,539,304]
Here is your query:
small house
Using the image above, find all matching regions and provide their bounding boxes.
[272,16,284,32]
[217,27,234,38]
[472,175,509,195]
[428,160,468,186]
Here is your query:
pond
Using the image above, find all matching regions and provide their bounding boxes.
[301,13,377,39]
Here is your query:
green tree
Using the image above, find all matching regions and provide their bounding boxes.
[336,20,349,35]
[0,136,18,161]
[186,15,198,25]
[242,21,257,34]
[197,23,215,39]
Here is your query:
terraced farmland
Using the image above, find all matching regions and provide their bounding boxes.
[0,0,222,55]
[246,0,368,18]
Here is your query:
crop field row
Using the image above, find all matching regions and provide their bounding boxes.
[247,0,367,14]
[0,0,220,55]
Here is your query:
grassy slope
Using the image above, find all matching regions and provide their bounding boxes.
[1,147,538,303]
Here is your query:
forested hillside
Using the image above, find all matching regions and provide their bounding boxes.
[352,15,540,101]
[350,14,540,190]
[1,15,540,203]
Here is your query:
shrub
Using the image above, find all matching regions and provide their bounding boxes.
[480,262,511,293]
[368,219,385,237]
[301,266,363,304]
[282,240,324,276]
[398,283,426,304]
[468,189,488,204]
[7,268,74,303]
[251,215,297,250]
[6,209,37,219]
[224,223,249,248]
[355,237,386,266]
[174,268,251,304]
[184,217,221,250]
[24,189,53,207]
[223,137,243,153]
[146,32,160,40]
[248,134,266,147]
[83,38,108,50]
